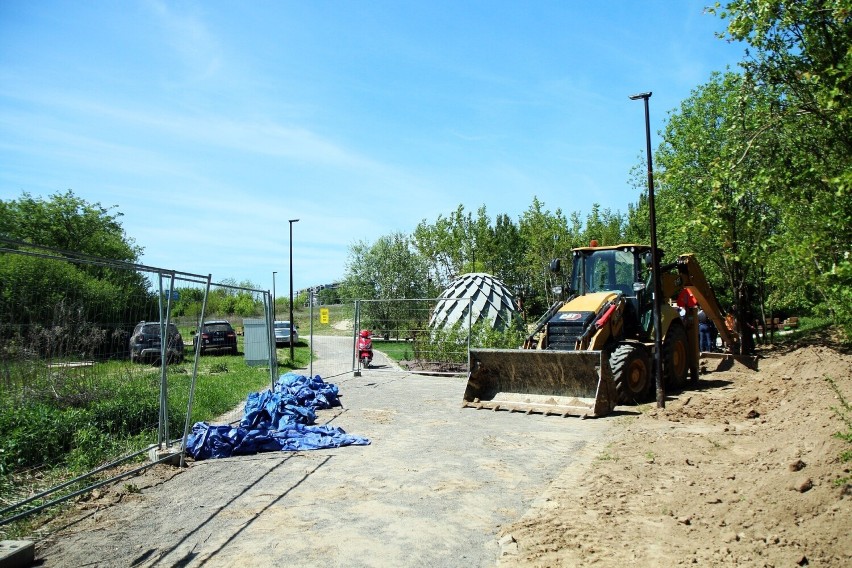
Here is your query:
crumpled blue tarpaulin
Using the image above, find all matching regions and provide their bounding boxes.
[186,373,370,460]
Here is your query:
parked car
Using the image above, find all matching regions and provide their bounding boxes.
[274,320,298,346]
[193,320,238,355]
[129,321,185,364]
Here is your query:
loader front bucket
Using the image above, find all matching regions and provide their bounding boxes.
[463,348,617,417]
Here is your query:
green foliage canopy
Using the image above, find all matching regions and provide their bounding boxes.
[0,190,141,262]
[707,0,852,332]
[1,191,152,340]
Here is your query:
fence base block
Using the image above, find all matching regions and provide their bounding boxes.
[0,540,34,568]
[148,447,183,466]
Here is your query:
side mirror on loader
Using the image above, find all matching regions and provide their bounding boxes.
[549,258,561,273]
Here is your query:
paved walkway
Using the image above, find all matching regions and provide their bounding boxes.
[36,340,614,567]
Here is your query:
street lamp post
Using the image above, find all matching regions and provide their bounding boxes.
[629,91,665,409]
[272,271,277,322]
[289,219,299,362]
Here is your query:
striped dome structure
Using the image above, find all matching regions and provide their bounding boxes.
[430,273,519,331]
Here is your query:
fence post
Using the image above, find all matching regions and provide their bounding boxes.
[180,274,211,467]
[353,300,361,376]
[267,291,277,389]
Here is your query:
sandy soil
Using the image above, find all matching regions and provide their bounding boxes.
[28,338,852,567]
[498,341,852,567]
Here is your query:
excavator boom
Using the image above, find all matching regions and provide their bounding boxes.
[672,254,738,349]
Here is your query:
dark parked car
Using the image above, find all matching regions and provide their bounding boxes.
[129,321,185,364]
[193,320,238,355]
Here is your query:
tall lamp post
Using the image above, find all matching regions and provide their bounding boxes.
[629,91,665,409]
[272,271,277,321]
[289,219,299,362]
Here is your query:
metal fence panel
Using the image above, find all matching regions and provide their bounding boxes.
[0,241,275,526]
[353,298,473,376]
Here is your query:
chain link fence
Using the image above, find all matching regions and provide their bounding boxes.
[289,297,475,379]
[0,239,275,527]
[1,241,518,528]
[353,298,474,375]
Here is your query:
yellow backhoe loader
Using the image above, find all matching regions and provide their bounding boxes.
[464,243,736,417]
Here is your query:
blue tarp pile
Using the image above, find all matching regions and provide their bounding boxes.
[186,373,370,460]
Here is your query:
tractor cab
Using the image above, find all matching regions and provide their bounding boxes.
[569,243,654,337]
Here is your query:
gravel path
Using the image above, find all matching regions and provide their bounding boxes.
[36,337,614,567]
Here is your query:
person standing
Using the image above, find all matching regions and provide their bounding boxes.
[709,317,718,352]
[698,308,713,353]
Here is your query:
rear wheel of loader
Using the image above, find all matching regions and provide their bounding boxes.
[664,322,689,390]
[611,343,651,405]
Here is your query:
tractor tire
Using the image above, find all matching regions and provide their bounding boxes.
[610,343,651,405]
[664,322,689,390]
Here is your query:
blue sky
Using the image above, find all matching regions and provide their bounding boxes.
[0,1,744,294]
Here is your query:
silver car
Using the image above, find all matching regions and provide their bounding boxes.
[273,320,298,346]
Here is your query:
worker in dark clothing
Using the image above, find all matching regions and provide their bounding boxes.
[698,309,713,352]
[741,305,756,355]
[709,317,718,352]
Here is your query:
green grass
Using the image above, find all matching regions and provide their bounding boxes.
[275,340,313,369]
[173,358,274,422]
[0,341,314,510]
[372,339,415,362]
[758,316,833,344]
[0,315,327,535]
[596,447,619,462]
[298,303,355,337]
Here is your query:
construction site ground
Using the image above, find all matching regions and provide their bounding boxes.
[32,337,852,567]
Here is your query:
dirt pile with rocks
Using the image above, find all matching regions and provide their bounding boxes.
[498,343,852,567]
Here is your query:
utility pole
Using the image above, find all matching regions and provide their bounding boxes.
[629,91,665,409]
[289,219,299,362]
[272,271,277,321]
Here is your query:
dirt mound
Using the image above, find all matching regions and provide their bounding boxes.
[499,345,852,567]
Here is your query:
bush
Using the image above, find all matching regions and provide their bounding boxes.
[0,403,85,473]
[412,320,527,365]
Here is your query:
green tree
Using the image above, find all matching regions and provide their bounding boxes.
[712,0,852,334]
[579,204,626,246]
[171,286,206,319]
[714,0,852,143]
[655,72,780,348]
[410,197,633,320]
[341,232,432,335]
[518,197,573,313]
[623,192,650,245]
[317,284,341,305]
[483,213,526,292]
[0,190,141,261]
[413,204,494,289]
[1,190,151,357]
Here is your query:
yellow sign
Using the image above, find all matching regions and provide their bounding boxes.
[320,308,329,324]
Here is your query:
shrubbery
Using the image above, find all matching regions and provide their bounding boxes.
[0,358,273,479]
[412,320,527,366]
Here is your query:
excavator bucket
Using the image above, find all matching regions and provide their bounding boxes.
[463,348,618,417]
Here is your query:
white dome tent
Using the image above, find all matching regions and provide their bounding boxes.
[430,273,519,331]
